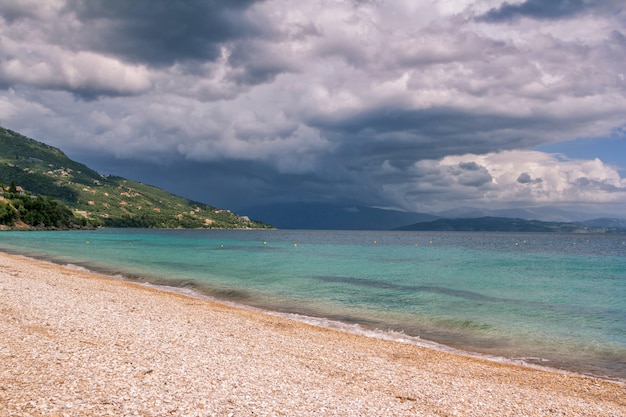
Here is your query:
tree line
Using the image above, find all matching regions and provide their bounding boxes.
[0,181,87,229]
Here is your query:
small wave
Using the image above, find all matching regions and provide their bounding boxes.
[513,356,550,363]
[62,263,91,273]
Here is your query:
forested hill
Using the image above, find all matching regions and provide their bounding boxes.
[0,127,271,229]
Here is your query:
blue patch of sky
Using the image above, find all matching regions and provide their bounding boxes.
[535,126,626,176]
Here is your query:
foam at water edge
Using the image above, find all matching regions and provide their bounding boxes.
[140,281,626,385]
[63,263,91,273]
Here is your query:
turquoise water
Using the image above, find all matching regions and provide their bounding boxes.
[1,229,625,380]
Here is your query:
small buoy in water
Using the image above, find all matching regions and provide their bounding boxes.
[515,242,519,246]
[85,241,91,244]
[414,243,419,247]
[293,243,298,247]
[263,241,267,245]
[429,241,433,245]
[373,240,377,244]
[220,244,224,248]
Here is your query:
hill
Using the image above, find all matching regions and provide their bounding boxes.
[0,127,271,229]
[241,202,438,230]
[580,218,626,229]
[395,216,626,233]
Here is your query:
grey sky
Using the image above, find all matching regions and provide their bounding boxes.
[1,0,625,217]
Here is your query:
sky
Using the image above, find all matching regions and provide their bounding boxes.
[1,0,625,219]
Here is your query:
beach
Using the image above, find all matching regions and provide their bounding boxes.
[0,252,624,416]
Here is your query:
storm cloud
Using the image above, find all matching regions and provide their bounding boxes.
[67,0,265,66]
[478,0,623,22]
[1,0,625,218]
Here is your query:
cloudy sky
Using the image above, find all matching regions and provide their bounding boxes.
[1,0,625,218]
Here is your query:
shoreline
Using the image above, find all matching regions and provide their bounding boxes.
[148,281,616,384]
[1,251,625,416]
[5,246,624,384]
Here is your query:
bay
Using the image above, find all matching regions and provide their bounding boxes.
[1,229,625,381]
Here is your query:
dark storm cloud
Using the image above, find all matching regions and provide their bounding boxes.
[453,162,493,187]
[574,176,622,192]
[479,0,592,22]
[79,155,278,209]
[226,41,297,86]
[517,172,532,183]
[307,106,554,166]
[78,153,377,211]
[0,2,39,22]
[310,107,530,137]
[66,0,266,66]
[458,162,482,171]
[478,0,625,22]
[517,172,543,184]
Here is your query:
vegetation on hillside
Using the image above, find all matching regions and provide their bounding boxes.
[0,127,272,229]
[0,181,88,229]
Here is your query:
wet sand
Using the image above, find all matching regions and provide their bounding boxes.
[0,251,624,416]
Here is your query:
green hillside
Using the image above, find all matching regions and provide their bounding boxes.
[0,127,271,229]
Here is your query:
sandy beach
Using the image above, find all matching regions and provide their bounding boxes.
[0,251,624,416]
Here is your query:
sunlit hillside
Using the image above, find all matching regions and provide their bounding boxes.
[0,127,271,229]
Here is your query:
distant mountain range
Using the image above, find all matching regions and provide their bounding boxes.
[396,216,626,233]
[434,206,604,223]
[241,202,625,232]
[0,127,271,229]
[580,218,626,229]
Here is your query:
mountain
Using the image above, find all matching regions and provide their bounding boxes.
[396,216,626,233]
[0,127,271,229]
[434,206,596,222]
[580,218,626,229]
[241,202,439,230]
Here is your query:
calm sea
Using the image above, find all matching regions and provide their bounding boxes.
[1,229,625,381]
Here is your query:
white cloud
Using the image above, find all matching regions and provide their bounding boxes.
[395,151,626,212]
[0,45,152,97]
[0,7,152,97]
[0,89,54,126]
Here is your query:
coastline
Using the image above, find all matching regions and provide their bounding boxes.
[1,252,624,416]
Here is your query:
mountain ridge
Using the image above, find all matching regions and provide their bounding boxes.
[0,127,271,229]
[242,201,626,232]
[395,216,626,233]
[433,206,604,223]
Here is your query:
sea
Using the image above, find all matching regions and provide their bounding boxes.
[1,229,625,381]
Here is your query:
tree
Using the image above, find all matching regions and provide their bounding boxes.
[0,200,17,225]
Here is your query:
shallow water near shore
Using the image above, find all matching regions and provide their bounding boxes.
[1,229,625,380]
